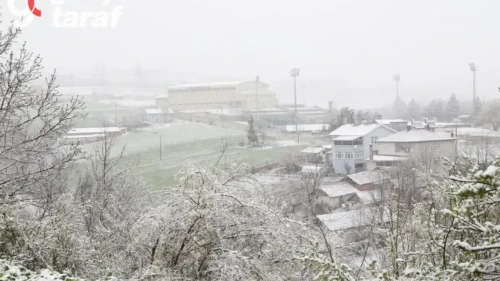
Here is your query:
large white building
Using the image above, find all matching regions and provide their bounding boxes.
[155,81,277,111]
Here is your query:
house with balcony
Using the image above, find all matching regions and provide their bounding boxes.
[329,124,397,175]
[369,126,457,172]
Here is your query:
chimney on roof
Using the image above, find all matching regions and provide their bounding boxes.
[407,121,411,131]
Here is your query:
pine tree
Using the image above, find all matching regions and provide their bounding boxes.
[408,99,420,119]
[247,116,259,146]
[447,93,460,120]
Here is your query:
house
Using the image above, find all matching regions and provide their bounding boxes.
[301,145,332,164]
[317,207,389,242]
[346,170,391,191]
[329,124,397,175]
[63,127,123,144]
[300,165,326,177]
[316,182,360,210]
[145,108,173,123]
[372,126,456,172]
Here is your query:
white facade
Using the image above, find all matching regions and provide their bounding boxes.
[330,124,397,160]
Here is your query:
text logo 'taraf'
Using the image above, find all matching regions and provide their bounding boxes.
[7,0,42,28]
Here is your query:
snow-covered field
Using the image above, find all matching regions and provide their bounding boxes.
[80,122,246,157]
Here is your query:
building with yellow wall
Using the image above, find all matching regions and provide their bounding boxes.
[155,81,277,111]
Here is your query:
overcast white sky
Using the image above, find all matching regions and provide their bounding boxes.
[2,0,500,108]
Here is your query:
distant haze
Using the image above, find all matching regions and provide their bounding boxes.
[2,0,500,109]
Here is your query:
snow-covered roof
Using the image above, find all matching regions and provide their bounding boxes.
[301,166,323,174]
[458,114,473,118]
[455,128,500,138]
[145,108,162,114]
[356,189,383,205]
[320,182,359,198]
[375,119,407,125]
[68,127,121,135]
[347,170,389,185]
[168,81,246,90]
[322,144,332,149]
[333,135,362,141]
[369,155,408,161]
[329,124,396,137]
[317,207,389,231]
[376,129,456,143]
[301,146,327,154]
[63,134,105,139]
[285,124,328,132]
[145,108,173,114]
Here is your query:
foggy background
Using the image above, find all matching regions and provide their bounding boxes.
[2,0,499,108]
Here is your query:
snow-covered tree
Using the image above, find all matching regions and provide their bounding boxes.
[407,99,420,120]
[130,162,320,280]
[329,107,355,131]
[447,93,460,120]
[481,99,500,131]
[247,115,259,146]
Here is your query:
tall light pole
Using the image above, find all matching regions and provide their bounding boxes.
[469,63,477,126]
[291,68,300,142]
[393,74,400,98]
[153,132,162,160]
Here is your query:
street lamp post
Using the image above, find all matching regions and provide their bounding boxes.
[153,132,162,160]
[393,74,400,98]
[469,63,477,126]
[291,68,300,143]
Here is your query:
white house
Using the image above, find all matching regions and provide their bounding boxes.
[373,126,456,172]
[145,108,173,123]
[329,124,397,174]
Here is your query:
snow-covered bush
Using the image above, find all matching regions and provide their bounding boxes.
[0,259,117,281]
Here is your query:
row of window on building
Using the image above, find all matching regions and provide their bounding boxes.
[169,87,237,93]
[335,151,364,159]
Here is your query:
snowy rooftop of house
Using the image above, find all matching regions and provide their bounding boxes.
[63,134,105,139]
[458,114,473,118]
[285,124,328,132]
[322,144,332,149]
[333,135,362,141]
[68,127,121,135]
[320,182,359,198]
[375,119,407,125]
[317,208,389,231]
[368,155,408,161]
[301,166,323,174]
[302,146,327,154]
[180,108,241,115]
[168,81,246,90]
[329,124,395,137]
[356,189,383,205]
[347,170,390,185]
[145,108,171,114]
[376,129,456,143]
[455,128,500,138]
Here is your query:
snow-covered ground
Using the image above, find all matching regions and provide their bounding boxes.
[80,122,246,157]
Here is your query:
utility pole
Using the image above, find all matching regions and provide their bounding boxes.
[291,68,300,143]
[470,63,477,126]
